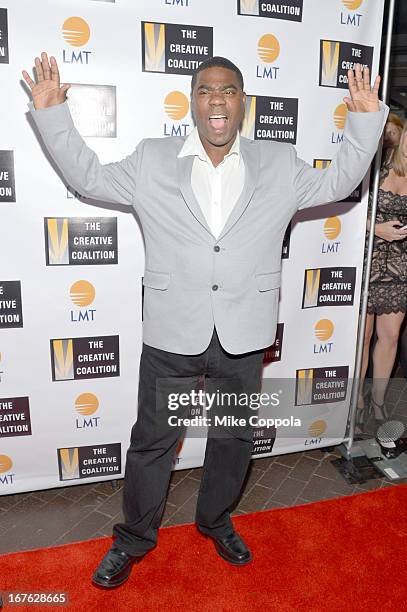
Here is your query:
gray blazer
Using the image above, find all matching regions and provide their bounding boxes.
[29,101,388,354]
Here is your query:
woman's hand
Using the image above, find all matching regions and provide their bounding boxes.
[374,219,407,242]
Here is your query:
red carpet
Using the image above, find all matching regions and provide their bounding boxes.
[1,485,407,611]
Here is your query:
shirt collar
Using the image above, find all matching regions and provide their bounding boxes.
[177,126,240,164]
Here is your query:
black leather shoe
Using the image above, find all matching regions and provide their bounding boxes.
[92,545,143,588]
[200,530,252,565]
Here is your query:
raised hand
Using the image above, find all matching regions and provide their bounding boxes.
[343,64,380,113]
[22,52,70,110]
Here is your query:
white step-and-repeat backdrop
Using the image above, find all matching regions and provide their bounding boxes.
[0,0,384,493]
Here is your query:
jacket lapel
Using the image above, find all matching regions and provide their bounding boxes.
[217,137,259,241]
[176,135,260,241]
[176,154,214,238]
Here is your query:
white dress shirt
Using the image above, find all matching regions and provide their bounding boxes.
[177,127,245,238]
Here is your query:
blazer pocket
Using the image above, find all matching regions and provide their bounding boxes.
[255,271,281,292]
[142,269,171,290]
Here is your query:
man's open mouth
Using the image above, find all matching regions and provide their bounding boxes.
[209,115,228,129]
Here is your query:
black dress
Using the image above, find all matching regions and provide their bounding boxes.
[367,164,407,315]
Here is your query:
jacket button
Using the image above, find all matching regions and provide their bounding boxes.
[212,284,219,291]
[214,245,220,252]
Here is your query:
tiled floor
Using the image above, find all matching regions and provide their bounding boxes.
[1,378,406,556]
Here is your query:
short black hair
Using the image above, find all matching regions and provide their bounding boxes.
[191,56,244,92]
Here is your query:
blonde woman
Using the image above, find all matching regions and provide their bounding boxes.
[359,123,407,426]
[383,113,404,163]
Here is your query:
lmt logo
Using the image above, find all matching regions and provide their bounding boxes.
[340,0,364,27]
[165,0,190,5]
[304,420,327,447]
[0,454,14,485]
[75,392,100,430]
[70,280,96,323]
[62,16,92,65]
[163,90,191,137]
[256,34,280,80]
[164,91,189,120]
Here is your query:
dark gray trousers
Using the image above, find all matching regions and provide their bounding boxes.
[113,327,264,556]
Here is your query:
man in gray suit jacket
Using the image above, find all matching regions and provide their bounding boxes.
[23,53,387,588]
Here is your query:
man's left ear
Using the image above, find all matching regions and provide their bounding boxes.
[241,92,246,114]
